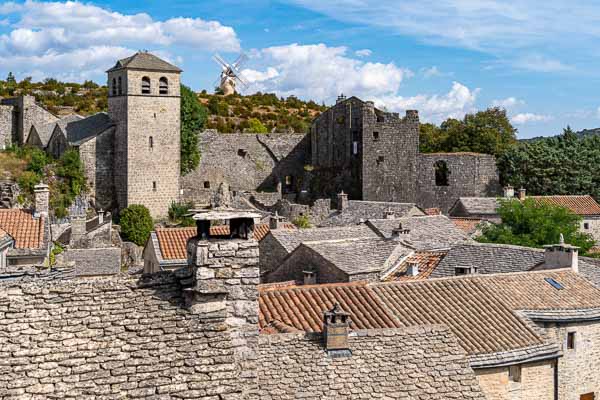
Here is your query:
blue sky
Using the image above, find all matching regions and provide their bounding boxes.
[1,0,600,138]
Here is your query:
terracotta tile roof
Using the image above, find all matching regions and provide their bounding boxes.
[371,279,544,356]
[155,223,295,260]
[384,250,447,281]
[424,207,441,215]
[451,217,483,234]
[0,209,44,248]
[258,282,402,333]
[529,195,600,215]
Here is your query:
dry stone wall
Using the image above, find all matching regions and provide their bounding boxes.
[0,105,15,149]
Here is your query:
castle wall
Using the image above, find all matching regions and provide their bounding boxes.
[181,131,308,205]
[0,105,15,149]
[310,98,364,199]
[109,69,180,217]
[474,360,555,400]
[417,153,501,213]
[361,108,419,203]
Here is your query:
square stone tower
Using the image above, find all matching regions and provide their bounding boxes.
[107,52,182,217]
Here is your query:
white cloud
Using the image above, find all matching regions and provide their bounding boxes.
[421,66,448,78]
[491,97,524,109]
[511,113,552,125]
[511,54,573,73]
[0,0,240,81]
[242,43,411,102]
[355,49,372,57]
[287,0,600,73]
[244,44,476,123]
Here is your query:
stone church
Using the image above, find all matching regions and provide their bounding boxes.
[0,52,181,217]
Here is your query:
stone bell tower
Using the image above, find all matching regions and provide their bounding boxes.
[107,51,181,217]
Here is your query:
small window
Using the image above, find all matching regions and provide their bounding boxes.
[159,77,168,95]
[285,176,293,186]
[152,181,157,191]
[508,365,521,382]
[149,136,153,150]
[352,141,358,155]
[567,332,576,349]
[435,160,450,186]
[203,181,210,189]
[377,156,384,164]
[117,76,122,95]
[455,266,477,276]
[238,149,247,157]
[112,78,117,96]
[584,222,590,230]
[373,131,380,141]
[141,77,151,94]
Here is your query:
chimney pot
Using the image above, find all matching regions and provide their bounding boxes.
[269,211,280,230]
[303,269,317,285]
[391,223,410,241]
[518,188,526,201]
[337,191,349,212]
[33,183,49,218]
[323,303,351,356]
[543,234,579,272]
[384,209,395,219]
[503,185,514,198]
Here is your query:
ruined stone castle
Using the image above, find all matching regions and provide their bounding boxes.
[0,53,498,217]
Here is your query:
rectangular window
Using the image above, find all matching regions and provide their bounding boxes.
[377,156,384,165]
[584,222,590,230]
[149,136,153,150]
[373,131,380,141]
[203,181,210,189]
[152,181,157,192]
[508,365,521,382]
[352,141,358,155]
[285,176,293,186]
[567,332,576,349]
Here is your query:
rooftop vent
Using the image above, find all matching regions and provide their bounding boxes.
[323,303,351,357]
[391,223,410,241]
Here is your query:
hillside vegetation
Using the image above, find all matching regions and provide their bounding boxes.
[0,74,325,133]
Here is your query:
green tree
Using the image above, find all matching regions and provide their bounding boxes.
[420,108,517,157]
[246,118,268,133]
[477,198,596,254]
[180,84,207,174]
[119,204,154,246]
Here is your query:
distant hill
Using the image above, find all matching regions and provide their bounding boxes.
[521,127,600,142]
[0,76,326,134]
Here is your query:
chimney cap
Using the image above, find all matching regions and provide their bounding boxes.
[324,303,350,320]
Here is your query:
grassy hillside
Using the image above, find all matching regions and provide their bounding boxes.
[0,75,325,133]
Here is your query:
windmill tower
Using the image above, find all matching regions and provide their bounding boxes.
[213,53,248,95]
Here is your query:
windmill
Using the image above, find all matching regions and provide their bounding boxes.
[212,53,248,95]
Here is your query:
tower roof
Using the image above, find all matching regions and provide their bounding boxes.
[106,52,182,73]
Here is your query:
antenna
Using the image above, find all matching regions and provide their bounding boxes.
[212,52,248,95]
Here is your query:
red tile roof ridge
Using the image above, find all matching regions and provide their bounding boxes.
[258,280,368,293]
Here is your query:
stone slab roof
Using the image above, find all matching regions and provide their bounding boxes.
[155,223,295,260]
[452,197,500,216]
[64,112,114,145]
[0,209,44,248]
[301,237,410,276]
[367,215,472,250]
[259,282,402,332]
[530,195,600,215]
[384,250,447,281]
[270,224,378,253]
[431,242,545,278]
[318,200,422,227]
[34,114,83,147]
[257,326,485,400]
[107,51,182,72]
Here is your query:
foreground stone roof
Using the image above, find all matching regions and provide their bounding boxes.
[269,225,378,253]
[258,326,485,400]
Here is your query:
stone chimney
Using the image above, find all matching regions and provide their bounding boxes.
[337,191,349,212]
[303,269,317,285]
[70,214,86,247]
[323,303,351,357]
[365,101,375,114]
[390,223,410,241]
[503,185,514,198]
[269,211,281,230]
[406,261,419,277]
[518,188,527,201]
[543,234,579,273]
[336,94,347,104]
[98,209,104,225]
[33,183,49,218]
[384,208,395,219]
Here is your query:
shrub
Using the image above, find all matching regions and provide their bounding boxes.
[292,215,311,229]
[119,204,154,246]
[17,171,39,199]
[246,118,268,134]
[168,201,195,227]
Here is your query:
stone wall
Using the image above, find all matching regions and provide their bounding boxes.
[78,128,115,210]
[0,105,15,149]
[108,69,180,218]
[540,320,600,400]
[581,216,600,244]
[181,131,308,205]
[474,360,555,400]
[0,274,252,398]
[17,95,58,144]
[258,233,290,277]
[417,153,501,213]
[64,247,121,276]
